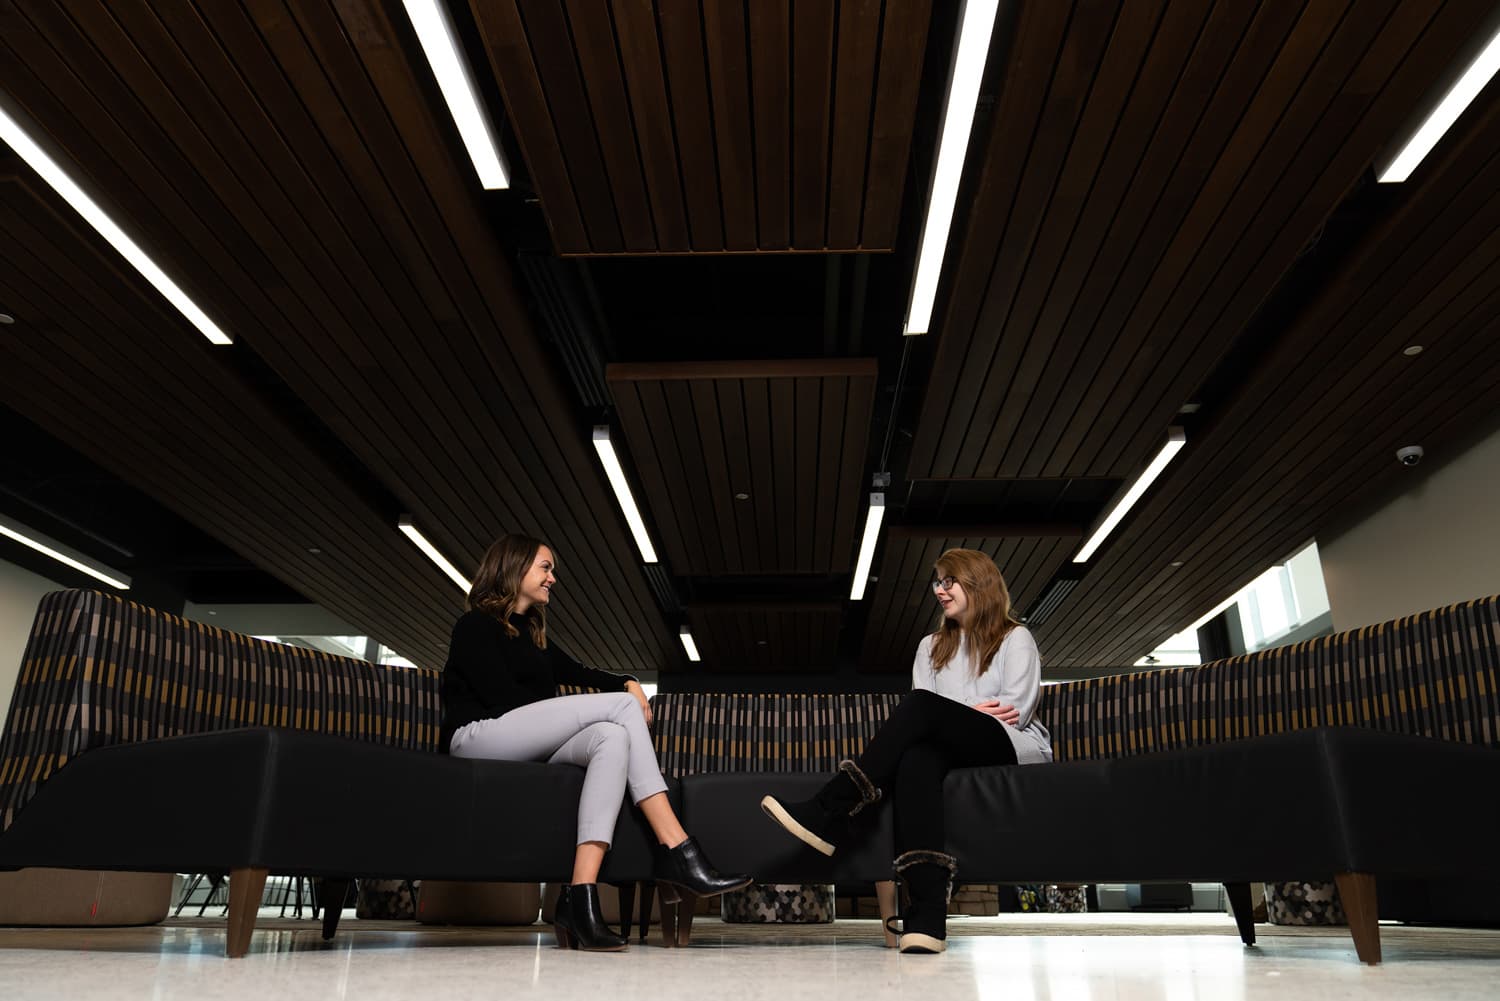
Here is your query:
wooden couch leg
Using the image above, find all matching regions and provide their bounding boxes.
[876,879,899,948]
[1334,872,1381,965]
[227,867,268,958]
[637,882,655,943]
[1224,883,1256,946]
[320,878,352,941]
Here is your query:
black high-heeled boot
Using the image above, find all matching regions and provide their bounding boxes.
[654,836,753,899]
[553,884,628,952]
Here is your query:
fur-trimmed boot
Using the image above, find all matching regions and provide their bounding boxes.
[759,759,882,856]
[886,849,958,954]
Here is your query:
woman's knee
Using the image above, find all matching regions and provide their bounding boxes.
[583,720,630,757]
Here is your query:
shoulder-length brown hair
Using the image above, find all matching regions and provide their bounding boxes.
[468,534,550,649]
[929,548,1021,676]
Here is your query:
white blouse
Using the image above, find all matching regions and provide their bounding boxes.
[911,626,1054,765]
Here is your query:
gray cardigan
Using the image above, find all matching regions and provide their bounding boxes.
[910,626,1054,765]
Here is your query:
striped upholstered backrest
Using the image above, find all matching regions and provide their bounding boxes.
[0,590,442,831]
[651,693,903,777]
[652,595,1500,773]
[1040,594,1500,762]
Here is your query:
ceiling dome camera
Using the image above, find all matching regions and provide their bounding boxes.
[1397,445,1424,466]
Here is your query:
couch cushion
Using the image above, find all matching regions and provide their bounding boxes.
[0,728,668,883]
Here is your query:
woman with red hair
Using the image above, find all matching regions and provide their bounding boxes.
[761,548,1052,953]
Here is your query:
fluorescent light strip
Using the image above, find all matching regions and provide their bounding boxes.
[401,0,510,189]
[0,104,232,346]
[0,514,131,590]
[849,493,886,600]
[397,515,471,592]
[1073,428,1187,563]
[592,427,659,563]
[679,627,701,662]
[1379,25,1500,183]
[903,0,1001,335]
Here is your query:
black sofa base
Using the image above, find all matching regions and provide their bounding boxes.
[681,727,1500,964]
[0,728,674,955]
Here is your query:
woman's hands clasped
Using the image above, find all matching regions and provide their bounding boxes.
[973,700,1021,726]
[625,679,653,726]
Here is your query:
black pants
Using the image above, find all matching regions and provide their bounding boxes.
[856,689,1018,854]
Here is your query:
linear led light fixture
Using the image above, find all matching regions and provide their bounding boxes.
[592,426,659,563]
[849,492,886,600]
[397,515,471,592]
[400,0,510,189]
[1379,25,1500,182]
[1073,427,1187,564]
[0,513,131,590]
[679,626,701,662]
[903,0,1001,335]
[0,103,232,346]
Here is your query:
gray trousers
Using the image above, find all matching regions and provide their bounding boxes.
[448,691,668,846]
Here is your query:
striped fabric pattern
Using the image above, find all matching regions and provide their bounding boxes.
[1041,595,1500,762]
[0,590,442,832]
[652,595,1500,774]
[651,693,901,777]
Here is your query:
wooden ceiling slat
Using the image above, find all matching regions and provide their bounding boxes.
[561,0,657,251]
[611,380,691,571]
[964,0,1166,475]
[606,0,693,252]
[826,0,881,248]
[1032,0,1340,478]
[688,603,841,670]
[903,0,1076,478]
[793,377,821,573]
[1064,0,1393,478]
[714,379,761,572]
[815,375,850,573]
[790,2,834,249]
[644,1,718,252]
[741,378,779,571]
[768,376,798,570]
[293,0,672,667]
[467,0,589,248]
[1086,0,1462,477]
[688,379,740,573]
[700,0,757,251]
[748,0,791,249]
[666,379,727,576]
[859,0,934,249]
[512,0,627,251]
[1014,0,1265,479]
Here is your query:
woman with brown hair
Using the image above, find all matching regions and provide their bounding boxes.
[440,534,749,951]
[761,548,1052,954]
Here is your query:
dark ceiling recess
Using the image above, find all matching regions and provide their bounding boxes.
[2,0,1499,684]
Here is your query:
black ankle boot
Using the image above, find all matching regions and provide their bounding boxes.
[655,836,753,899]
[553,884,627,952]
[760,759,882,855]
[889,850,958,954]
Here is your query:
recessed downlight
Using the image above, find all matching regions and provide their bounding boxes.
[1403,345,1424,356]
[0,312,15,324]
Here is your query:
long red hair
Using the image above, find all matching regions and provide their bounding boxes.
[929,548,1021,676]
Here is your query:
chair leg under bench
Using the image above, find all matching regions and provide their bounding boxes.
[1224,883,1257,947]
[226,867,268,958]
[1334,872,1381,965]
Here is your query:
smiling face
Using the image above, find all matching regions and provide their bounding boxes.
[934,574,969,625]
[513,545,556,613]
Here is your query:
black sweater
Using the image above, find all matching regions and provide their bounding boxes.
[438,610,632,752]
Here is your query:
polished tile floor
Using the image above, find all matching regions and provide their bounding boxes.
[2,912,1498,1001]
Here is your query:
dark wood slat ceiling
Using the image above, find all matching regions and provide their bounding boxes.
[686,603,842,672]
[0,0,672,672]
[607,359,877,575]
[472,0,934,254]
[0,175,456,669]
[859,530,1079,673]
[909,0,1486,484]
[1035,76,1500,667]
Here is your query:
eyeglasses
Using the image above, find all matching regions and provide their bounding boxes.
[931,576,958,593]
